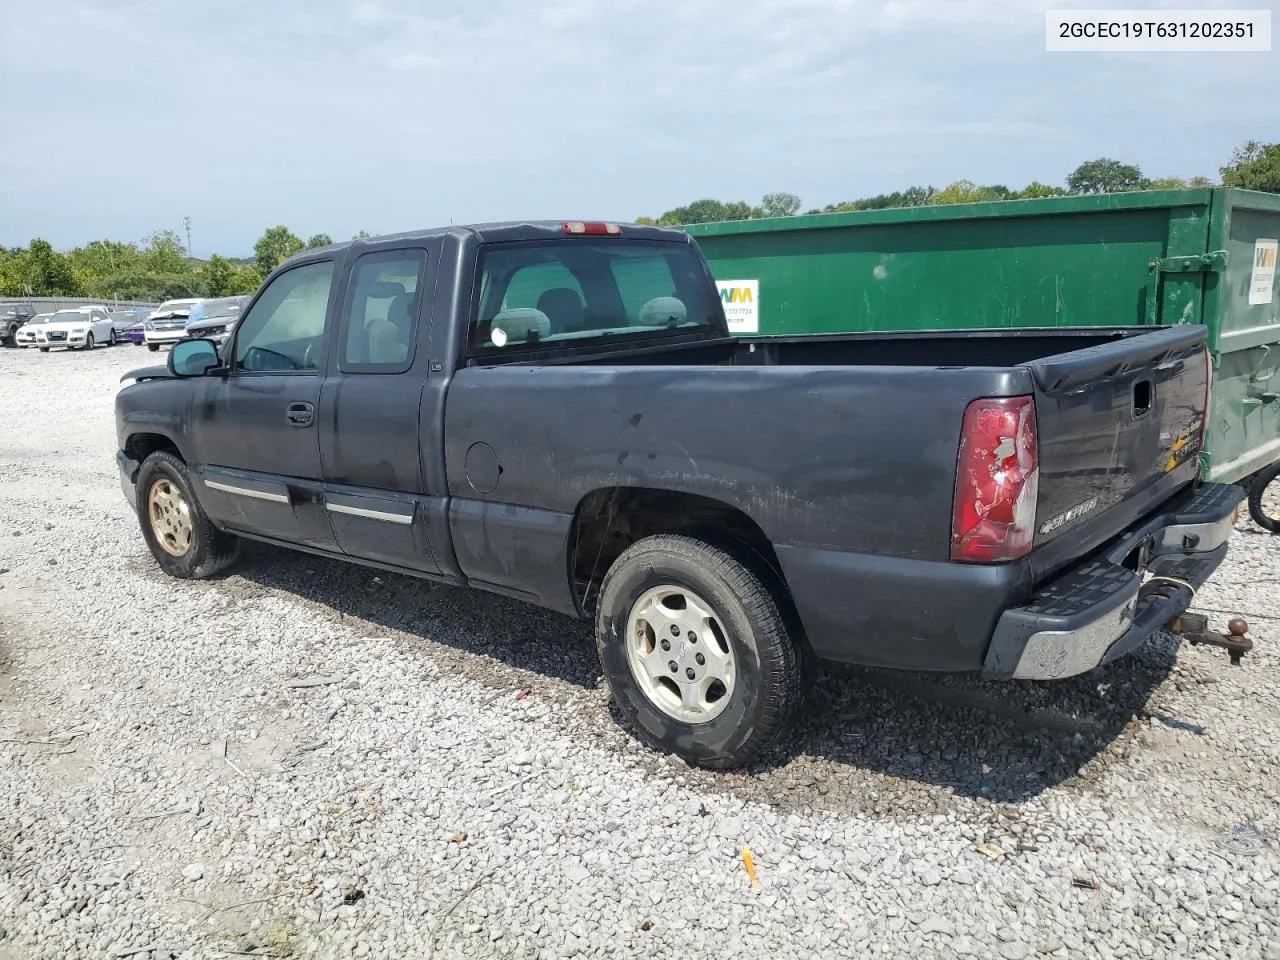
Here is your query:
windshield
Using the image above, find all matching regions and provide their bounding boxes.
[155,300,198,315]
[195,297,246,320]
[470,239,724,353]
[50,311,86,324]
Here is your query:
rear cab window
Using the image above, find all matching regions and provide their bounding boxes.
[469,239,723,356]
[339,249,428,373]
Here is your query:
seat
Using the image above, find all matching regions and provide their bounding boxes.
[536,287,586,333]
[366,292,413,364]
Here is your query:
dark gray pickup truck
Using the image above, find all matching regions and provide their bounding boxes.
[115,220,1244,768]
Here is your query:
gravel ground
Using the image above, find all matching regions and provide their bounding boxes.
[1,343,1278,960]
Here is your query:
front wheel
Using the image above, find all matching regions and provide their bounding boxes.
[108,328,117,346]
[595,533,806,770]
[1247,462,1280,534]
[83,332,95,350]
[135,451,240,579]
[147,343,160,352]
[38,347,49,353]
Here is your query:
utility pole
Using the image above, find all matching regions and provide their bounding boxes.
[183,216,192,257]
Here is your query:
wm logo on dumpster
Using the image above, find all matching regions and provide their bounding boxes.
[721,286,754,304]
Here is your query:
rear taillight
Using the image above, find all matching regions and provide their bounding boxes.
[951,395,1040,563]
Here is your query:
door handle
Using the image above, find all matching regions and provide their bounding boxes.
[286,402,315,427]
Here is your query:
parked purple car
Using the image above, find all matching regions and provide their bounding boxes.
[110,308,153,345]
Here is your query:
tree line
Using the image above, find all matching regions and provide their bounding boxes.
[635,140,1279,225]
[4,140,1276,299]
[0,226,371,301]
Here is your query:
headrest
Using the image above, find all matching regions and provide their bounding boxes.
[638,296,687,326]
[489,307,551,346]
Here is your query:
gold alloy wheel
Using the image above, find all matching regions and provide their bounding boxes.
[147,477,193,557]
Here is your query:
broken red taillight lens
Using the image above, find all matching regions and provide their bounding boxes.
[951,395,1040,563]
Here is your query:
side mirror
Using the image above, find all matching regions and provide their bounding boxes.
[169,338,220,377]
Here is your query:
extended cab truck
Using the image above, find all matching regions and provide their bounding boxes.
[114,220,1245,769]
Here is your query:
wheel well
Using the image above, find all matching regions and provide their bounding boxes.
[125,433,183,465]
[569,486,788,615]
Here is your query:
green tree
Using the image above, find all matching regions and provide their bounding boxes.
[634,215,657,225]
[140,230,189,274]
[926,180,1010,205]
[254,226,304,275]
[1146,176,1188,189]
[353,230,373,240]
[306,233,334,249]
[1220,140,1280,193]
[1014,181,1068,199]
[655,198,762,225]
[822,186,936,213]
[227,264,264,296]
[23,239,81,295]
[202,254,234,297]
[1188,175,1216,188]
[1066,158,1147,194]
[759,192,802,218]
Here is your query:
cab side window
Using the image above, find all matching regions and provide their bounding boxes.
[340,250,427,373]
[233,261,335,373]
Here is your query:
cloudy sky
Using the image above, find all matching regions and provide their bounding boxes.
[1,0,1274,256]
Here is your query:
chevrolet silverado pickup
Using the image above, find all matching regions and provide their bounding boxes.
[113,220,1244,768]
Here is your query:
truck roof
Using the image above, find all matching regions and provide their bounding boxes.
[300,221,693,258]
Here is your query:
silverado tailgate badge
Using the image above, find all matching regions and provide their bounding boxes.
[1039,496,1100,536]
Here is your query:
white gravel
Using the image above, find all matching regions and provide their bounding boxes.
[1,343,1278,960]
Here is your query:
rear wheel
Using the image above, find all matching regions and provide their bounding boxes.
[148,343,160,352]
[595,533,806,769]
[135,452,239,579]
[1247,462,1280,534]
[38,347,49,353]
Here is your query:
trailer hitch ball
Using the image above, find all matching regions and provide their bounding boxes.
[1175,615,1254,666]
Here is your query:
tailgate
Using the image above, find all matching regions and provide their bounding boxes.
[1028,325,1209,549]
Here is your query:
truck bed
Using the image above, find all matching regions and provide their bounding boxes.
[542,327,1153,369]
[476,324,1207,577]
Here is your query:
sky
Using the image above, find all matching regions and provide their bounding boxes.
[1,0,1275,256]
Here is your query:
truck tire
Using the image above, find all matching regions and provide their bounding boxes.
[595,533,805,770]
[148,343,160,352]
[1247,461,1280,533]
[135,451,240,579]
[4,324,16,347]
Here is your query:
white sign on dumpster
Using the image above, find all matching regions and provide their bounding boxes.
[1250,238,1277,306]
[718,279,759,334]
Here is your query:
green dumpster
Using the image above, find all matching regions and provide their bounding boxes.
[684,187,1280,490]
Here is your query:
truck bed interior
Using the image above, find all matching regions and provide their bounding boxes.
[556,327,1157,369]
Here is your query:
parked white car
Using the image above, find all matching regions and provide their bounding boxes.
[15,312,54,348]
[36,306,118,351]
[144,298,204,351]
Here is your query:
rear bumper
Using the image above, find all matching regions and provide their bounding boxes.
[983,481,1242,679]
[776,481,1244,677]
